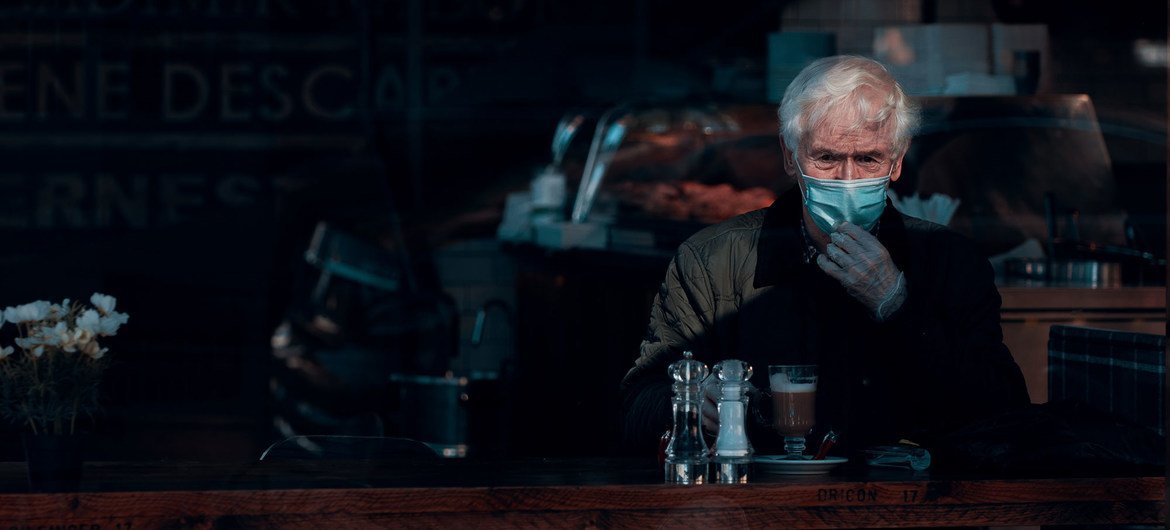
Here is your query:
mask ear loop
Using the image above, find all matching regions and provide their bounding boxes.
[793,153,810,199]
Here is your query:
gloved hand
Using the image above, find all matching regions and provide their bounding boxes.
[816,221,907,321]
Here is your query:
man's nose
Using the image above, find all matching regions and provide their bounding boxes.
[838,160,859,181]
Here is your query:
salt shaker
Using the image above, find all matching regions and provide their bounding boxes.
[664,351,709,484]
[712,359,753,483]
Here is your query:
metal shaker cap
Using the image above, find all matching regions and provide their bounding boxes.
[668,350,708,383]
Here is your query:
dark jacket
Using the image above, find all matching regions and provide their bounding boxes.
[620,189,1029,456]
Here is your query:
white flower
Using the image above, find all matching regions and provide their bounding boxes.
[68,328,96,354]
[77,328,94,344]
[37,322,70,347]
[97,311,128,336]
[48,299,70,318]
[80,339,106,359]
[76,310,101,334]
[0,295,126,362]
[90,293,117,315]
[4,301,51,323]
[60,327,87,353]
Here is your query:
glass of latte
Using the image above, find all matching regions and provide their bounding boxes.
[769,365,817,459]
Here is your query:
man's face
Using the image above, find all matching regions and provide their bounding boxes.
[783,116,904,183]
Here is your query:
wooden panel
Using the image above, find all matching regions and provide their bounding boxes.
[9,503,1147,530]
[0,476,1162,529]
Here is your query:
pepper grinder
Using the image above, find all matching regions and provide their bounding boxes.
[712,359,753,483]
[663,351,709,484]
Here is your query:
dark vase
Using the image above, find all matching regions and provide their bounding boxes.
[22,433,84,493]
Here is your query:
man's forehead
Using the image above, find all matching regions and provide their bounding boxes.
[799,95,898,150]
[805,123,896,154]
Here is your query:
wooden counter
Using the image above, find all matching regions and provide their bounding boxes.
[0,459,1162,529]
[999,286,1166,311]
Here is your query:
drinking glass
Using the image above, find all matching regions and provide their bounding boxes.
[768,365,817,459]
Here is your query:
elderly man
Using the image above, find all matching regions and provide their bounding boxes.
[620,55,1028,456]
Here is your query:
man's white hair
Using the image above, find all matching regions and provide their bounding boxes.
[779,55,919,156]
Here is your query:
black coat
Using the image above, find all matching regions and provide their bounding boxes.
[620,189,1030,456]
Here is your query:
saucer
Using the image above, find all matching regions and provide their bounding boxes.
[754,455,847,475]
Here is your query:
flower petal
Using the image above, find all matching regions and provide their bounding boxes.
[4,301,51,323]
[76,310,100,333]
[90,293,117,315]
[97,311,129,336]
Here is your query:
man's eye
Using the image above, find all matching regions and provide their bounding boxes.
[817,154,833,162]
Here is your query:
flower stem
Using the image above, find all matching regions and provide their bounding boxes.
[70,397,79,435]
[31,354,44,435]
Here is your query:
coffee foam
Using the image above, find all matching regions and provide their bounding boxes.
[770,373,816,393]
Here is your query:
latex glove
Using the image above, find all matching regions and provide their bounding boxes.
[816,221,907,321]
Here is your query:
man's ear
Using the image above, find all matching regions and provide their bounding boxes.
[781,142,795,176]
[890,145,907,182]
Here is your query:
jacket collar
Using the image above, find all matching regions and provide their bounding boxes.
[753,188,910,288]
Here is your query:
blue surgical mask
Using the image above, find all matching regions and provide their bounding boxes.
[795,156,891,233]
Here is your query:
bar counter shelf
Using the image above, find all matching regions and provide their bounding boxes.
[0,458,1162,529]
